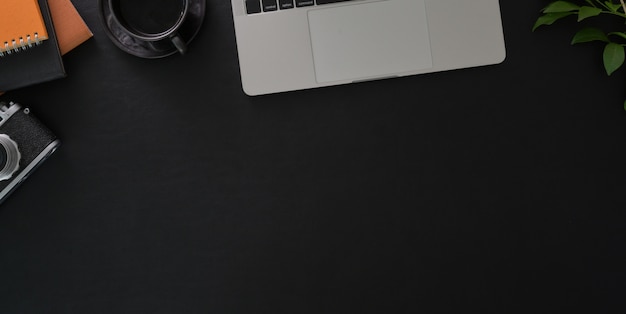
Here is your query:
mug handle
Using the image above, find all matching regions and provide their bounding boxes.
[170,33,187,55]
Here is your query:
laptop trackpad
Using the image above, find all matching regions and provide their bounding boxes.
[308,0,433,84]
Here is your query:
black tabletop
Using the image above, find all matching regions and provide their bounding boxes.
[1,1,625,313]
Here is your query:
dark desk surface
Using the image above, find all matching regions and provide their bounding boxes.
[1,1,625,313]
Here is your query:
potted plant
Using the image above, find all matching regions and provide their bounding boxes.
[534,0,626,110]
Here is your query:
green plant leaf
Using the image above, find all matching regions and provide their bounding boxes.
[533,12,576,31]
[604,0,622,12]
[609,31,626,40]
[572,27,609,44]
[624,99,626,111]
[543,1,581,12]
[578,6,603,20]
[603,42,625,75]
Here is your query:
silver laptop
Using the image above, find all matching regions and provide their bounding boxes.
[231,0,506,96]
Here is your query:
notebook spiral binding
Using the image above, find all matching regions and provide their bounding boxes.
[0,33,42,57]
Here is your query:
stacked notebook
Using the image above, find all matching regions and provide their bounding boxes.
[0,0,92,93]
[48,0,94,55]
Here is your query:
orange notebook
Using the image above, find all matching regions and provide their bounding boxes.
[0,0,91,95]
[48,0,93,55]
[0,0,49,53]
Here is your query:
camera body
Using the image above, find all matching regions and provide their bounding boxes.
[0,101,60,204]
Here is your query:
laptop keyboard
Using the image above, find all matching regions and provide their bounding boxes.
[245,0,354,14]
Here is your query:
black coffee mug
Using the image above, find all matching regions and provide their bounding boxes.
[108,0,190,55]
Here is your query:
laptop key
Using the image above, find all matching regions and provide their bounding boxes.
[262,0,278,11]
[279,0,294,9]
[246,0,262,14]
[316,0,352,4]
[295,0,314,7]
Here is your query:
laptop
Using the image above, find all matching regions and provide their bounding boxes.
[231,0,506,96]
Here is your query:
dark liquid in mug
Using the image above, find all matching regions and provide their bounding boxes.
[118,0,185,35]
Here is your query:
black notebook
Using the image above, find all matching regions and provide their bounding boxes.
[0,0,66,92]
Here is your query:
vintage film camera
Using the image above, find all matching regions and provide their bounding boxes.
[0,101,60,204]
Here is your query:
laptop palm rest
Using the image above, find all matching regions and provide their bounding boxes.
[308,0,433,84]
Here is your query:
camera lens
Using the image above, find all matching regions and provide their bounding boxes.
[0,134,21,181]
[0,145,7,170]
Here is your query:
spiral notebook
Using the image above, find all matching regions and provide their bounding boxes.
[0,0,65,92]
[0,0,49,55]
